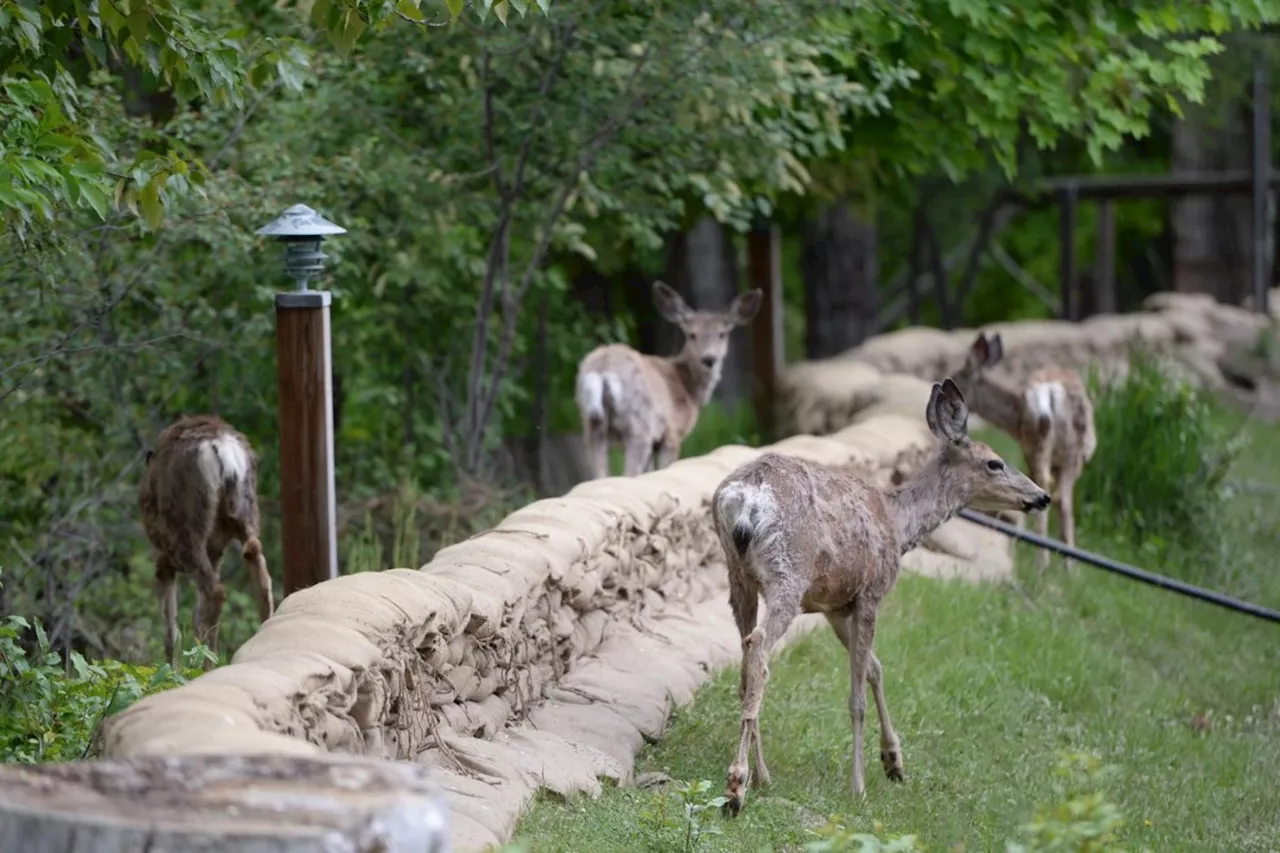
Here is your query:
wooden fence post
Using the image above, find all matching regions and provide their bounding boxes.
[747,221,784,442]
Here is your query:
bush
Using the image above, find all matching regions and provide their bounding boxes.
[0,603,206,763]
[1076,349,1244,562]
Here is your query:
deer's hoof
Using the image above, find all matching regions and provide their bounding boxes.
[723,767,748,818]
[881,748,905,782]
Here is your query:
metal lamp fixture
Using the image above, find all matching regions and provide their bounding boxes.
[256,204,347,296]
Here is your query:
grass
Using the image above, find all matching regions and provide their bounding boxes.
[513,409,1280,853]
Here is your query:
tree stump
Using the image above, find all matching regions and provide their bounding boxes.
[0,754,449,853]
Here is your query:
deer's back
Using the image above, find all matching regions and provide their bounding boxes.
[139,415,258,550]
[717,453,902,611]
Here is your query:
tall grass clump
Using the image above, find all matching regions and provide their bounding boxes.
[1076,347,1244,564]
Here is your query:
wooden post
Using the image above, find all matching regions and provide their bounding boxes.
[747,222,784,443]
[275,289,338,595]
[1094,200,1117,316]
[1252,59,1271,314]
[1058,185,1078,321]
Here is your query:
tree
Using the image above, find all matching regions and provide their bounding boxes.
[0,0,550,238]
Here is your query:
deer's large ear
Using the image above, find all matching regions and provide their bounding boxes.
[988,333,1005,365]
[728,289,763,327]
[653,281,691,324]
[966,332,990,369]
[929,377,970,444]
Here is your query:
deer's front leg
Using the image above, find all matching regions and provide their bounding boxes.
[867,651,904,782]
[1029,451,1053,569]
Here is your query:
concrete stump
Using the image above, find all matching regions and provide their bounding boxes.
[0,754,449,853]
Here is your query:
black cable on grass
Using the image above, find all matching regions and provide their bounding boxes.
[957,508,1280,625]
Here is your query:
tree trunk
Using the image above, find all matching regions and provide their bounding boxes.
[801,198,878,357]
[661,217,749,404]
[1172,100,1252,304]
[0,754,449,853]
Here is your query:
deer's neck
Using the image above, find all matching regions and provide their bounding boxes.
[670,352,721,406]
[960,374,1024,436]
[887,449,968,554]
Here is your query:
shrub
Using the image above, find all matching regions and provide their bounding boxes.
[0,599,205,763]
[1076,348,1244,562]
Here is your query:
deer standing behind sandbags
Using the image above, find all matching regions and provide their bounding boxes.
[575,281,762,479]
[138,415,273,668]
[951,331,1098,567]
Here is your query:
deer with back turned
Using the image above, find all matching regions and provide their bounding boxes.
[575,281,762,479]
[138,414,273,668]
[711,378,1050,816]
[951,331,1097,566]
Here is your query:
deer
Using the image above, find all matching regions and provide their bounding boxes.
[138,414,274,670]
[575,281,762,479]
[950,331,1097,568]
[711,378,1051,816]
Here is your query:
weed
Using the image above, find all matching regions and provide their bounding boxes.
[1078,348,1245,564]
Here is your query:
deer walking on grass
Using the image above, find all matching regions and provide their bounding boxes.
[138,415,273,669]
[575,281,762,479]
[952,332,1097,567]
[711,379,1050,816]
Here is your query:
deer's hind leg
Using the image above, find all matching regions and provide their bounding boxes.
[582,417,610,480]
[727,570,770,791]
[725,582,800,818]
[226,512,273,624]
[154,555,180,669]
[192,539,228,670]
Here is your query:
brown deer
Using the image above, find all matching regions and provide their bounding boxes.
[138,415,273,669]
[575,281,762,479]
[711,378,1050,816]
[951,332,1097,567]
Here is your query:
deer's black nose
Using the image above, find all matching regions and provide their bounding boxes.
[701,355,716,367]
[1036,493,1052,509]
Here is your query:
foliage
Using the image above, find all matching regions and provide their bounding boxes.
[1076,349,1246,563]
[1005,753,1133,853]
[0,598,206,763]
[639,779,729,853]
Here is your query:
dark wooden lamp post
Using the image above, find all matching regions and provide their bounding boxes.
[256,204,346,596]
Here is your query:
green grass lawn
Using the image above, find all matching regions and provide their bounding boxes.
[515,413,1280,853]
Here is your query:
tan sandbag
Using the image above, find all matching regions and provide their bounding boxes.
[234,619,383,675]
[526,700,643,780]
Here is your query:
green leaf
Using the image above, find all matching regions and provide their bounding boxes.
[445,0,464,17]
[138,175,165,229]
[396,0,425,23]
[494,0,509,24]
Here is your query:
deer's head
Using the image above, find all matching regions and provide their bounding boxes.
[925,377,1050,515]
[653,281,762,379]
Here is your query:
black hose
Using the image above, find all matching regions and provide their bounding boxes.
[956,508,1280,625]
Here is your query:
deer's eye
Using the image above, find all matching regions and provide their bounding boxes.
[986,459,1004,472]
[688,332,697,341]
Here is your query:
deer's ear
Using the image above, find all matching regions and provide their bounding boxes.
[932,377,970,444]
[925,383,943,438]
[728,289,763,326]
[967,333,990,369]
[652,281,691,324]
[988,333,1005,365]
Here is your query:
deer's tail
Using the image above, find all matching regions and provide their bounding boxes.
[577,371,618,430]
[714,481,772,560]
